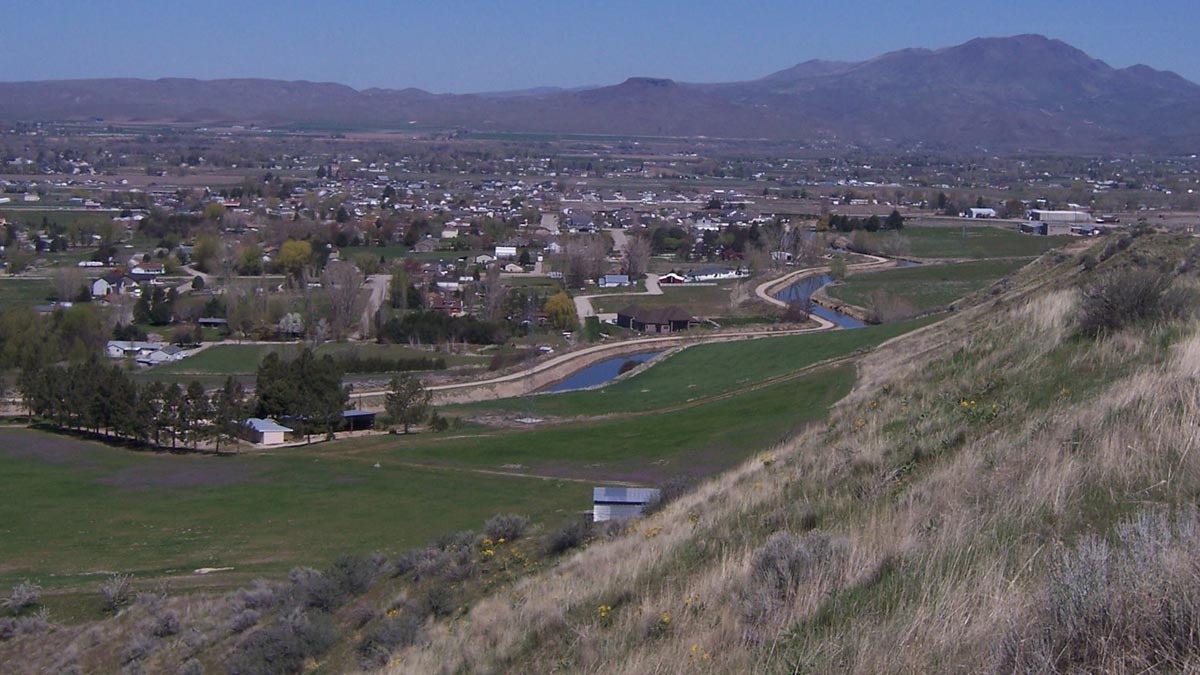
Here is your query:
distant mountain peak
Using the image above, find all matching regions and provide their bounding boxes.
[619,77,677,88]
[0,35,1197,152]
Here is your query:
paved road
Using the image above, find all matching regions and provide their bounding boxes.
[574,272,662,320]
[359,274,390,338]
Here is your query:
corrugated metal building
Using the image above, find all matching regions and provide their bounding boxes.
[593,487,662,522]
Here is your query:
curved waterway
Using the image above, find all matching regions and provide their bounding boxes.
[542,351,663,393]
[772,274,866,329]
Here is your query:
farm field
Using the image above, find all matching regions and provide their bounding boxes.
[456,316,938,418]
[891,225,1072,259]
[827,259,1028,311]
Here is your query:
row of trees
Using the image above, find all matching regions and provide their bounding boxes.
[254,350,349,442]
[18,359,248,452]
[826,210,905,233]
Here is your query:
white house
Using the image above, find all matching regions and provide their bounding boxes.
[440,228,459,239]
[502,263,524,273]
[474,253,496,265]
[968,208,997,219]
[246,418,291,446]
[495,246,518,259]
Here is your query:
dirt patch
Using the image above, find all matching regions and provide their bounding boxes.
[0,428,271,489]
[0,427,106,466]
[93,456,269,489]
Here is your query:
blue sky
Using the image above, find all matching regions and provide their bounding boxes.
[4,1,1198,91]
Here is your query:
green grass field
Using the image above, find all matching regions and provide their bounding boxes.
[827,259,1028,311]
[0,361,854,590]
[891,225,1072,259]
[0,427,584,589]
[456,317,938,418]
[0,278,53,308]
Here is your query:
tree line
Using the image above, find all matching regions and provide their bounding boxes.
[18,358,248,453]
[827,210,905,233]
[15,347,353,451]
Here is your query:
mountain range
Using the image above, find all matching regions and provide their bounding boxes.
[4,35,1199,153]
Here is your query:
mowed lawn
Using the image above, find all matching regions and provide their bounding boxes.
[895,225,1072,259]
[456,316,939,417]
[827,259,1028,311]
[0,427,585,589]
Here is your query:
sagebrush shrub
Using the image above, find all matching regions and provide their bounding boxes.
[484,514,530,541]
[101,573,133,613]
[997,507,1200,673]
[1076,268,1189,337]
[2,580,41,613]
[545,519,593,555]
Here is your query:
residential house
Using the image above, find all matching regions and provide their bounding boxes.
[657,272,687,285]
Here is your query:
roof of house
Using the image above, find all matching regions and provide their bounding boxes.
[246,418,292,433]
[616,304,695,324]
[593,487,662,505]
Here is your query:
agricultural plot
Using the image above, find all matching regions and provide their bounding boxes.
[827,259,1028,311]
[891,225,1072,259]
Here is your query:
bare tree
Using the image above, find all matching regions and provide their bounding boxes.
[52,266,84,302]
[322,261,365,340]
[482,263,508,322]
[624,234,652,278]
[560,235,608,288]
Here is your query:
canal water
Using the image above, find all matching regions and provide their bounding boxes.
[543,351,663,393]
[772,274,866,329]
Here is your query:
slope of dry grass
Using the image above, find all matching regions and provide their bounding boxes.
[375,233,1200,674]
